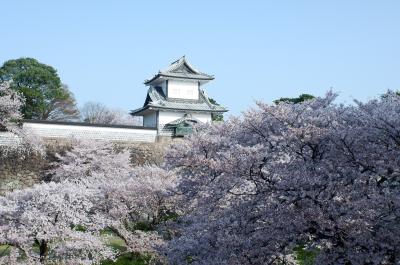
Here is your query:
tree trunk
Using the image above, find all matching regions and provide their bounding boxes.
[39,240,48,263]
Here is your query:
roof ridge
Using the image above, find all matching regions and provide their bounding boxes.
[144,57,214,85]
[162,56,194,74]
[170,55,185,66]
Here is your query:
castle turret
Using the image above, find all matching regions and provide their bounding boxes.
[130,56,228,136]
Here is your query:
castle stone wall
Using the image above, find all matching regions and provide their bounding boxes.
[0,152,45,195]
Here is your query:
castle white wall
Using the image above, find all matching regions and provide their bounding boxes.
[22,122,157,143]
[158,111,183,127]
[168,80,199,100]
[143,112,157,128]
[192,113,212,123]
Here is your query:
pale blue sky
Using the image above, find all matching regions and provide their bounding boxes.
[1,1,399,116]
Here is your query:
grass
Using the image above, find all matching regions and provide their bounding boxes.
[107,236,128,252]
[0,245,11,257]
[2,239,317,265]
[101,252,152,265]
[101,229,128,252]
[101,228,153,265]
[0,232,150,265]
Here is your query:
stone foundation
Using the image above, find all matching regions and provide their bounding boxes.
[130,142,170,167]
[0,152,46,195]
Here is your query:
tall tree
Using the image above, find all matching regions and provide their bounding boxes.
[80,102,117,124]
[44,84,80,121]
[0,58,79,120]
[274,93,315,104]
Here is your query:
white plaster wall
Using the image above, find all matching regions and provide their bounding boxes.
[192,113,212,123]
[168,80,198,100]
[158,111,183,126]
[23,122,157,142]
[143,112,157,127]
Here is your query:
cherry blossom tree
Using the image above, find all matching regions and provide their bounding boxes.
[47,139,177,228]
[0,161,175,264]
[0,80,43,156]
[164,91,400,265]
[0,81,24,132]
[48,140,176,255]
[0,181,115,265]
[46,139,132,182]
[86,166,176,256]
[0,138,176,264]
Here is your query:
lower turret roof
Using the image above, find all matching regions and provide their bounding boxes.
[130,86,228,116]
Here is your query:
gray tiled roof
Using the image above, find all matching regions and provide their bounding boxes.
[144,56,214,84]
[131,86,228,115]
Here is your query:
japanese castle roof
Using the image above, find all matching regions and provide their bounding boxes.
[144,56,214,85]
[130,86,228,116]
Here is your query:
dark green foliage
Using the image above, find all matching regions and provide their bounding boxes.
[208,97,224,121]
[158,211,179,223]
[73,224,87,232]
[294,245,319,265]
[274,94,315,105]
[132,222,153,232]
[0,58,79,120]
[185,255,195,264]
[127,211,179,232]
[381,90,400,99]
